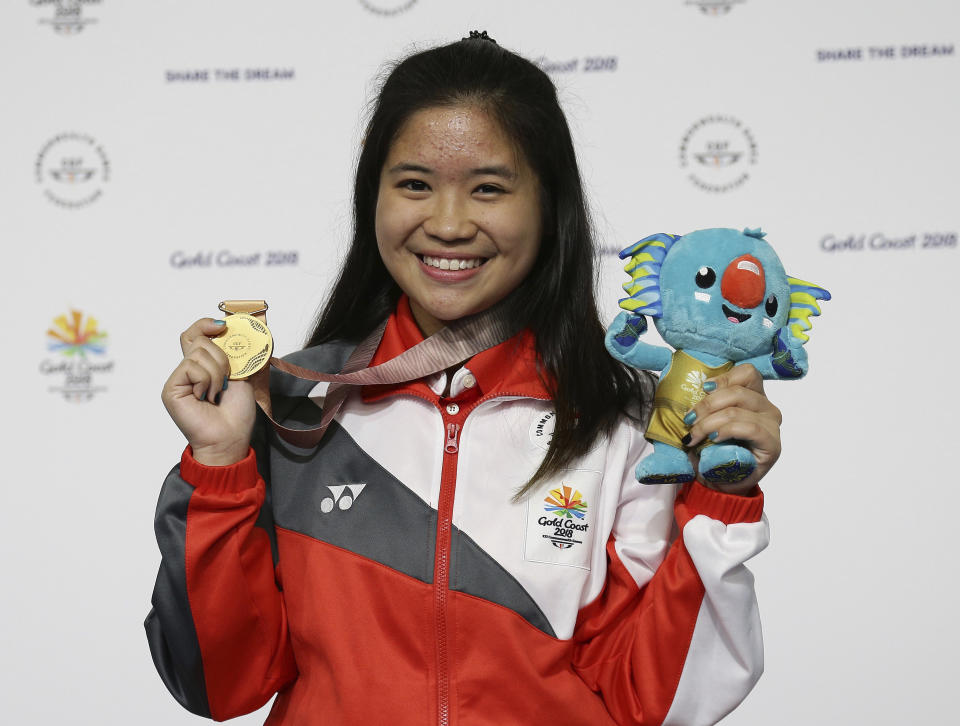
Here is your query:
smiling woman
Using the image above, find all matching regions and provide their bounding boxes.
[375,105,542,336]
[149,31,776,726]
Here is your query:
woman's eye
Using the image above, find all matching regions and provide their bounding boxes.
[401,179,429,192]
[474,183,503,195]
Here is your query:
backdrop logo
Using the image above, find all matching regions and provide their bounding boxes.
[686,0,745,14]
[35,133,110,208]
[535,55,619,75]
[32,0,100,34]
[41,310,114,401]
[357,0,417,15]
[679,115,757,192]
[820,231,957,253]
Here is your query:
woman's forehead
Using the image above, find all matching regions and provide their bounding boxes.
[386,105,523,172]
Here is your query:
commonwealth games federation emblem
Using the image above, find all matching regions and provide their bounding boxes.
[685,0,746,15]
[679,115,757,193]
[357,0,417,16]
[35,132,110,208]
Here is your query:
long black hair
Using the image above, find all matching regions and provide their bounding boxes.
[307,33,652,497]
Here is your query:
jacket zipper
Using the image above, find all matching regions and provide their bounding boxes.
[435,416,462,726]
[425,395,547,725]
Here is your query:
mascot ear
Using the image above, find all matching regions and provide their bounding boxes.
[618,233,682,317]
[785,277,832,343]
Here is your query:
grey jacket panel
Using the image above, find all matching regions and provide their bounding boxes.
[144,468,212,718]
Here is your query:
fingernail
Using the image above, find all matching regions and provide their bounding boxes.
[708,431,719,441]
[703,381,717,392]
[214,392,221,405]
[683,410,697,426]
[213,319,226,326]
[681,433,692,447]
[222,376,229,391]
[199,391,207,402]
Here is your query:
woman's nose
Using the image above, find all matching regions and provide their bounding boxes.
[422,196,478,242]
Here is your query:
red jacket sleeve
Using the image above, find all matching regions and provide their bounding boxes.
[145,447,297,720]
[572,482,766,726]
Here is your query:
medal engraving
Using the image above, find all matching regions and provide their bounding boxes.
[212,313,273,379]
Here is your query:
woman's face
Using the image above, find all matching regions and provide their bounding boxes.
[375,105,542,337]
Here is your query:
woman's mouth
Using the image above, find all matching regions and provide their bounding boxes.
[418,254,488,271]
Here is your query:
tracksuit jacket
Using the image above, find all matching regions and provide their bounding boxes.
[146,297,769,725]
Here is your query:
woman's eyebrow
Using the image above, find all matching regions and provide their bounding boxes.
[471,165,517,180]
[386,162,432,174]
[384,162,517,180]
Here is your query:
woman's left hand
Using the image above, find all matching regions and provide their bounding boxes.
[684,363,782,496]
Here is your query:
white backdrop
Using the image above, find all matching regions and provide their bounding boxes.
[2,1,958,723]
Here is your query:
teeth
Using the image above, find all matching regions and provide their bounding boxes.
[422,255,484,270]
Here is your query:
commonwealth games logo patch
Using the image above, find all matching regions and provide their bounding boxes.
[525,470,601,569]
[544,485,588,520]
[537,484,590,550]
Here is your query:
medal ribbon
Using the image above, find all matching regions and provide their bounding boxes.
[223,300,517,448]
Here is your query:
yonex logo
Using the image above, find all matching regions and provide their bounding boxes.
[319,484,366,513]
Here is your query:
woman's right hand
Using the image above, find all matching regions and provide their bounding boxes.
[161,318,257,466]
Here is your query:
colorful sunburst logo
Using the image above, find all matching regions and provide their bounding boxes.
[47,310,107,357]
[544,485,588,519]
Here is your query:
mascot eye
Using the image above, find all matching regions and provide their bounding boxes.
[695,267,716,288]
[765,294,778,316]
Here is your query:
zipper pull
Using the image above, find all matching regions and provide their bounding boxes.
[445,423,461,454]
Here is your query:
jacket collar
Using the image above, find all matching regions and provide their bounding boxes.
[362,295,550,405]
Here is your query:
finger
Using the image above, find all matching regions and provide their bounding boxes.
[180,317,228,355]
[686,407,781,458]
[190,334,232,375]
[704,362,764,395]
[181,325,232,402]
[686,385,782,425]
[185,345,231,402]
[171,357,221,403]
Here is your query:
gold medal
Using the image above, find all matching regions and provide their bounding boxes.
[212,312,274,380]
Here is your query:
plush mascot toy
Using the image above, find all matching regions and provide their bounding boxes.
[605,227,830,485]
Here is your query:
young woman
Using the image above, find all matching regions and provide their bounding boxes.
[148,33,780,726]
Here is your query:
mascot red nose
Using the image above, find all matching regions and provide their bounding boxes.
[722,254,765,310]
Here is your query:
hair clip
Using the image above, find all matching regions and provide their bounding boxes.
[463,30,497,44]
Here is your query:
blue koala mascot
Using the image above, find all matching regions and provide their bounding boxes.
[605,227,830,485]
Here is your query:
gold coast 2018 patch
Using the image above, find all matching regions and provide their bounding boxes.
[524,470,601,571]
